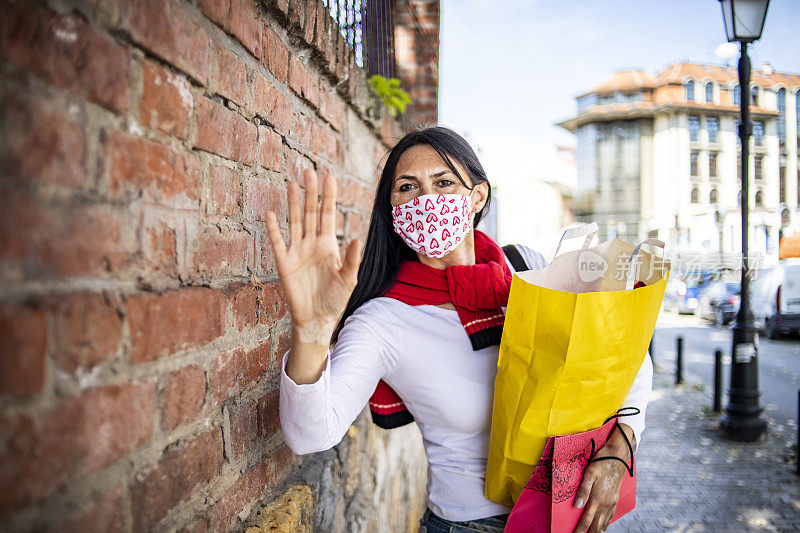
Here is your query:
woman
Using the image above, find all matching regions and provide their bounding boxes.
[265,126,652,533]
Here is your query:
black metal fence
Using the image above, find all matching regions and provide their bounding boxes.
[323,0,396,78]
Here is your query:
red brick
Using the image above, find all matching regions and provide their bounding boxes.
[256,389,280,436]
[273,328,291,375]
[288,56,304,98]
[283,147,313,184]
[0,303,46,399]
[262,23,288,83]
[199,0,262,59]
[226,400,257,460]
[138,59,193,139]
[161,365,206,431]
[187,224,253,279]
[142,219,179,277]
[311,121,338,162]
[253,72,291,133]
[118,0,210,84]
[198,0,230,26]
[210,341,269,402]
[243,175,284,223]
[257,230,277,276]
[109,131,201,209]
[1,91,85,187]
[338,177,375,211]
[0,188,136,278]
[291,110,312,150]
[347,212,369,241]
[208,458,269,532]
[320,87,345,131]
[195,96,257,165]
[0,2,130,112]
[259,281,289,326]
[302,0,315,44]
[131,428,224,531]
[268,444,297,490]
[228,282,258,331]
[207,165,241,216]
[62,484,126,533]
[49,292,122,374]
[336,208,345,237]
[127,287,226,364]
[258,126,284,171]
[0,382,155,513]
[216,45,246,106]
[227,0,262,59]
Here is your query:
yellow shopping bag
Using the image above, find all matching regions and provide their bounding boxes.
[485,223,670,507]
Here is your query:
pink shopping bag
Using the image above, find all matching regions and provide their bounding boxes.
[504,409,638,533]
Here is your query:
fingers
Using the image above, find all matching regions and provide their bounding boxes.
[574,500,600,533]
[302,168,319,238]
[319,171,337,237]
[574,468,595,510]
[288,181,302,246]
[341,237,361,287]
[265,210,287,265]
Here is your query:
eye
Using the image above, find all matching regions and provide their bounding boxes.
[398,183,414,192]
[437,179,454,187]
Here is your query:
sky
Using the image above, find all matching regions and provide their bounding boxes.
[438,0,800,189]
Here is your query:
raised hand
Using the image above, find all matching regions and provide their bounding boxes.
[265,168,362,345]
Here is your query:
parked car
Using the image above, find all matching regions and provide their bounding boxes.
[696,280,740,325]
[662,278,684,312]
[750,259,800,338]
[674,271,714,314]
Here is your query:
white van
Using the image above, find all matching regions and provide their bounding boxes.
[750,259,800,338]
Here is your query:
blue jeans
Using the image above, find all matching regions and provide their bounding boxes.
[418,507,509,533]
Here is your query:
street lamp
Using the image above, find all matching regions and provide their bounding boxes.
[718,0,770,442]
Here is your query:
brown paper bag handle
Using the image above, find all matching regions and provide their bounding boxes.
[626,239,666,290]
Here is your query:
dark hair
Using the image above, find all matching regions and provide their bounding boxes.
[331,125,492,344]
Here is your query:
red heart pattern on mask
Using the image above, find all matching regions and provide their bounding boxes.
[391,193,472,258]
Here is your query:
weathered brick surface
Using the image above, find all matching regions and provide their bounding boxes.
[0,0,432,530]
[138,59,193,139]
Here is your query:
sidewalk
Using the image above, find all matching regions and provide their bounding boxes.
[614,361,800,532]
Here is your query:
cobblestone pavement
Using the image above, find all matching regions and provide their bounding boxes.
[611,362,800,532]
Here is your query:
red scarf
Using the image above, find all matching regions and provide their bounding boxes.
[369,229,514,429]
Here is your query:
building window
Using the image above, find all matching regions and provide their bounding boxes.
[733,85,741,105]
[751,86,759,107]
[754,154,763,180]
[753,120,764,146]
[709,188,718,204]
[709,152,718,178]
[705,82,714,103]
[684,80,695,101]
[690,150,699,176]
[755,189,764,206]
[780,165,786,203]
[688,115,700,142]
[778,88,786,145]
[707,116,719,143]
[691,187,700,203]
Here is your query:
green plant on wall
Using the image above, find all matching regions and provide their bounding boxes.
[369,75,412,118]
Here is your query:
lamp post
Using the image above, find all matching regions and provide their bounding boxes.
[718,0,770,442]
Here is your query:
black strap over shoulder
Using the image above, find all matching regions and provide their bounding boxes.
[502,244,529,272]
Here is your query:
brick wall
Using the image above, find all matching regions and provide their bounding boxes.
[394,0,440,129]
[0,0,427,531]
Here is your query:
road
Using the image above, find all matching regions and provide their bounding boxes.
[651,309,800,430]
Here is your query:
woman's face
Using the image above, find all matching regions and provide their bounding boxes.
[390,144,487,212]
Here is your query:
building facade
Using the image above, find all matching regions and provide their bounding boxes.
[558,62,800,270]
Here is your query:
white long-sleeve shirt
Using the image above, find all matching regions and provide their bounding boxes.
[279,246,653,522]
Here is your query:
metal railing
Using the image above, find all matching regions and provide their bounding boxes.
[323,0,396,78]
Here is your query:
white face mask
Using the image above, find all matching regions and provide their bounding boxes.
[391,191,475,258]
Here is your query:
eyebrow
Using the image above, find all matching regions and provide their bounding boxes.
[395,169,452,182]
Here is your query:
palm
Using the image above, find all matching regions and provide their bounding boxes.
[265,169,361,327]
